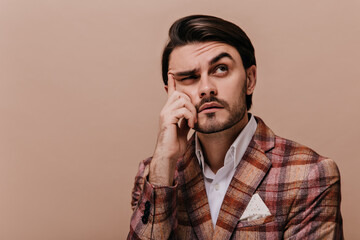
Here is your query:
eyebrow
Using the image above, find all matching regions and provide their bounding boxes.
[172,52,234,78]
[173,68,199,78]
[209,52,234,66]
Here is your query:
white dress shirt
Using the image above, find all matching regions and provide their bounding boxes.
[195,114,258,227]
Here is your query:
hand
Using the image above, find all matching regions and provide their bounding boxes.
[149,74,197,185]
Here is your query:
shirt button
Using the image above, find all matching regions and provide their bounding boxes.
[214,184,220,191]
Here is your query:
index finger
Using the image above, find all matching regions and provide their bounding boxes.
[167,73,176,97]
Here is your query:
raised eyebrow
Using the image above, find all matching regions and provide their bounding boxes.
[209,52,234,66]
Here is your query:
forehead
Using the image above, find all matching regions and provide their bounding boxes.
[168,42,241,71]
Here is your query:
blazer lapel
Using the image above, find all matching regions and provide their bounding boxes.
[177,135,214,239]
[213,117,275,240]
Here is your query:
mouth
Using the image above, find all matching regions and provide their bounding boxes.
[198,102,224,113]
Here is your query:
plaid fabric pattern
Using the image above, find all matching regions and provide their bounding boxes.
[128,116,343,239]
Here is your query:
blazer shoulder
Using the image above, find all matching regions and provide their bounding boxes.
[269,135,340,179]
[271,135,325,162]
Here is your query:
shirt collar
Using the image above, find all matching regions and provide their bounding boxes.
[195,113,258,171]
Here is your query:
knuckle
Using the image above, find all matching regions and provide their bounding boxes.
[178,98,186,106]
[159,114,165,122]
[160,109,166,116]
[178,108,186,115]
[183,110,191,118]
[172,91,180,98]
[159,111,168,121]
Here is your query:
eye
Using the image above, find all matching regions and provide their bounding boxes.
[213,64,228,76]
[180,75,198,81]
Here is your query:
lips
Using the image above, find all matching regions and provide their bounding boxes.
[198,102,224,113]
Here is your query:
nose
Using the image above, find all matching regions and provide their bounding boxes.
[198,75,217,98]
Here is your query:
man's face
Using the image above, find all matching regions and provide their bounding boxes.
[168,41,256,134]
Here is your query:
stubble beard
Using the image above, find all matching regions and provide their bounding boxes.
[194,86,247,134]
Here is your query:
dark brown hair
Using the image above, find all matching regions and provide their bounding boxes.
[161,15,256,110]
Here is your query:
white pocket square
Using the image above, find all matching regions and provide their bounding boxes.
[239,193,271,221]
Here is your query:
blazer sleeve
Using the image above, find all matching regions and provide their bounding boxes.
[284,158,344,240]
[127,157,178,240]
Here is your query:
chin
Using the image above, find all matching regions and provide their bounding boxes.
[194,109,246,134]
[194,119,238,134]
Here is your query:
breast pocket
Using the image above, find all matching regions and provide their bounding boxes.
[237,215,275,229]
[233,216,283,240]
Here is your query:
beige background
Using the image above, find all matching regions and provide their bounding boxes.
[1,0,359,239]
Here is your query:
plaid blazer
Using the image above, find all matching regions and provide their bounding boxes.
[128,116,343,239]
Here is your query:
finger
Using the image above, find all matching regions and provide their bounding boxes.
[167,73,176,97]
[166,91,192,107]
[172,108,196,128]
[171,98,197,123]
[184,100,197,124]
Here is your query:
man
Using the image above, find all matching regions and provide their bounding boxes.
[128,15,343,239]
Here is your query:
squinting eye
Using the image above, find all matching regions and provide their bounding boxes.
[214,65,228,75]
[180,75,198,81]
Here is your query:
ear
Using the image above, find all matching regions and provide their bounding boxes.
[164,85,168,93]
[246,65,257,95]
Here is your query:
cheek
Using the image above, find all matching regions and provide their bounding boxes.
[219,83,245,105]
[176,86,198,104]
[225,77,246,97]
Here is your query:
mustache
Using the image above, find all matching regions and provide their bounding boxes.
[195,96,230,113]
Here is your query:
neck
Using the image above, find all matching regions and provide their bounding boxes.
[197,113,249,174]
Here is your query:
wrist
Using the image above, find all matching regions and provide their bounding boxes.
[149,156,176,186]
